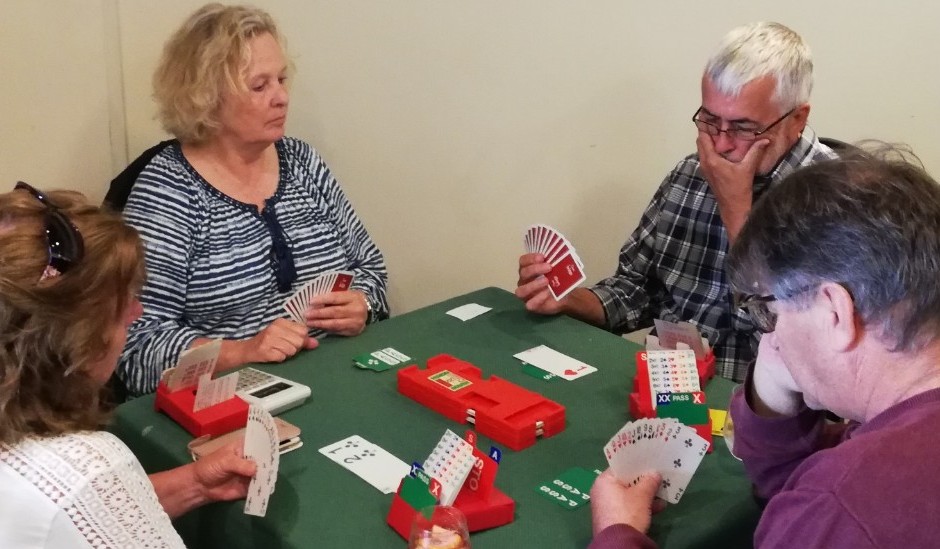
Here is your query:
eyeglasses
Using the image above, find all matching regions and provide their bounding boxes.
[692,107,795,142]
[14,182,85,281]
[733,285,816,333]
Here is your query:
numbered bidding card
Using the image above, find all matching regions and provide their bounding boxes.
[422,430,476,506]
[645,349,700,408]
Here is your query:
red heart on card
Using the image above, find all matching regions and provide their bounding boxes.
[564,369,577,376]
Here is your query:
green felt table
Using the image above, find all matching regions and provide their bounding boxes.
[111,287,760,548]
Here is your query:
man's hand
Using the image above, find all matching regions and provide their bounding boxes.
[590,469,665,536]
[515,253,567,315]
[193,442,257,503]
[696,134,769,242]
[751,334,804,417]
[306,290,369,336]
[241,318,318,364]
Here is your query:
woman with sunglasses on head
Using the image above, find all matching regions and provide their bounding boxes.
[116,4,388,397]
[0,185,256,547]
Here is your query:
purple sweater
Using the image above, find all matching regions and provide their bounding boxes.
[590,384,940,548]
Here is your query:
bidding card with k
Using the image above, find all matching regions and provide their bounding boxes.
[644,349,700,408]
[243,405,280,516]
[422,429,476,506]
[283,270,355,323]
[523,224,586,300]
[603,417,709,504]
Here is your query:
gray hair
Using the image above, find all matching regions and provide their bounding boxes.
[705,22,813,113]
[728,146,940,352]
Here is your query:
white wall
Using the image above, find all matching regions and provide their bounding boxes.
[0,0,124,199]
[3,1,939,315]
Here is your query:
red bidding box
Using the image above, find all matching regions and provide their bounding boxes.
[629,350,716,451]
[397,354,565,451]
[154,381,249,437]
[387,432,514,537]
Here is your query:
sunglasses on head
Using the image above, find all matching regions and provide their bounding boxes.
[14,182,85,281]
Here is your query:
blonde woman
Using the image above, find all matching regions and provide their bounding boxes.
[118,3,389,397]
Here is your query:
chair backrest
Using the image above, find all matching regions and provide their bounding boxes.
[818,137,859,156]
[102,139,178,212]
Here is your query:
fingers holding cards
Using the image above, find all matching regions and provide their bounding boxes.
[603,418,708,505]
[283,270,356,323]
[522,224,586,300]
[243,405,279,516]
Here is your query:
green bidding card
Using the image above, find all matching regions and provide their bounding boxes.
[656,392,709,424]
[521,362,559,382]
[400,474,437,513]
[535,467,599,509]
[352,347,411,372]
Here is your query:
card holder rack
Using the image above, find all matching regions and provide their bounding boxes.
[397,354,565,451]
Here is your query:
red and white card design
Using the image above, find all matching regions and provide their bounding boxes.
[283,270,355,323]
[523,224,586,301]
[603,418,709,504]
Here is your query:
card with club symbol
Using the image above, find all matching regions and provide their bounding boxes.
[283,270,355,323]
[318,435,411,494]
[603,418,709,504]
[523,224,586,300]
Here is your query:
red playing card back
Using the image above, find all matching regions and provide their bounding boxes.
[546,253,586,300]
[332,273,353,292]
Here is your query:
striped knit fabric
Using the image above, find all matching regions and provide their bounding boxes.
[117,137,388,396]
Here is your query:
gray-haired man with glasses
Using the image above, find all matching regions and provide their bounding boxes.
[590,149,940,549]
[516,22,837,381]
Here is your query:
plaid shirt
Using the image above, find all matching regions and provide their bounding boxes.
[590,127,837,381]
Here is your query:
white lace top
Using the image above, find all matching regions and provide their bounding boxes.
[0,430,185,548]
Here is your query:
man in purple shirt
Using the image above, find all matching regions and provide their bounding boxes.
[589,149,940,548]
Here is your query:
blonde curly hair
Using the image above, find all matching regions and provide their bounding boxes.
[0,189,144,444]
[152,3,289,144]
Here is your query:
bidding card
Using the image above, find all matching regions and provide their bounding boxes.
[352,347,411,372]
[445,303,492,321]
[318,435,411,494]
[513,345,597,381]
[422,430,476,506]
[535,467,600,509]
[162,339,222,391]
[643,349,700,407]
[652,319,708,359]
[193,371,239,412]
[523,224,586,300]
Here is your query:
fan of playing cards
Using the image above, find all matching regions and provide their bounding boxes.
[523,224,586,300]
[604,418,709,504]
[283,270,355,323]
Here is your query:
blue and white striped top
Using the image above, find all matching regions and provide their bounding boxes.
[117,137,388,396]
